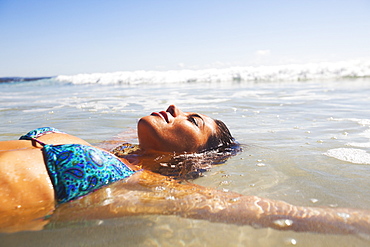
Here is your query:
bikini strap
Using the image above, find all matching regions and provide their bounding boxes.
[19,127,64,147]
[29,137,47,147]
[19,127,65,141]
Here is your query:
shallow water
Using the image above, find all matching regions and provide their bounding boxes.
[1,78,370,246]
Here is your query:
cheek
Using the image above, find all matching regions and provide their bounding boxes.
[170,125,205,151]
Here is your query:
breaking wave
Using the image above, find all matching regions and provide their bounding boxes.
[56,60,370,85]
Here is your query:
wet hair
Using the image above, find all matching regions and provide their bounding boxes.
[202,119,235,152]
[111,119,240,180]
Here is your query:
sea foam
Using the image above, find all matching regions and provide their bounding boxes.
[325,148,370,165]
[56,60,370,85]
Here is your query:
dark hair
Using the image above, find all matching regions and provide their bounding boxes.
[202,119,235,152]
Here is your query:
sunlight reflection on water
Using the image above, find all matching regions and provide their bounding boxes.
[1,79,370,246]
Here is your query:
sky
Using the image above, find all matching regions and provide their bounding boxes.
[1,0,370,77]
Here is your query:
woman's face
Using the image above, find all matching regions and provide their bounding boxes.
[138,105,217,153]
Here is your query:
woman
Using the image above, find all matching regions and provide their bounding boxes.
[0,105,234,231]
[0,105,370,236]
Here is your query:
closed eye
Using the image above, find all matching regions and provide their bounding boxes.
[188,114,203,127]
[188,116,198,126]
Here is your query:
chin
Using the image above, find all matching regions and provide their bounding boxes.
[137,117,162,151]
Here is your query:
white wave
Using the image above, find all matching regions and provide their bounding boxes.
[56,60,370,85]
[329,118,370,149]
[347,129,370,148]
[348,142,370,148]
[329,117,370,126]
[325,148,370,165]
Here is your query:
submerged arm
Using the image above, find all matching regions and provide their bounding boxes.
[51,170,370,236]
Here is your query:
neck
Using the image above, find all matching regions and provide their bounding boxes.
[110,143,175,172]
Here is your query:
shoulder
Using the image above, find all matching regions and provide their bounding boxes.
[37,133,92,146]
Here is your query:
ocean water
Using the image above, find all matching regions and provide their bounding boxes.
[1,61,370,246]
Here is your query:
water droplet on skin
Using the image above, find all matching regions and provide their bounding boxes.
[155,186,166,192]
[273,219,293,227]
[337,212,350,220]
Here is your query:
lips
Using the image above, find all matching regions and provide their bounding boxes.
[151,111,169,123]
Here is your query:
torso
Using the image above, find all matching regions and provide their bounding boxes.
[0,133,92,210]
[0,132,138,232]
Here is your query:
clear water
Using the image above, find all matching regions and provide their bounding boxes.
[1,78,370,246]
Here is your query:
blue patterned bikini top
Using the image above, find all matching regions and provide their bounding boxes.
[20,127,136,203]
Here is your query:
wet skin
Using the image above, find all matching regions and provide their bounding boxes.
[1,106,370,236]
[138,105,217,153]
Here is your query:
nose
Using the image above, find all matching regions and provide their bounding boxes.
[166,105,183,117]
